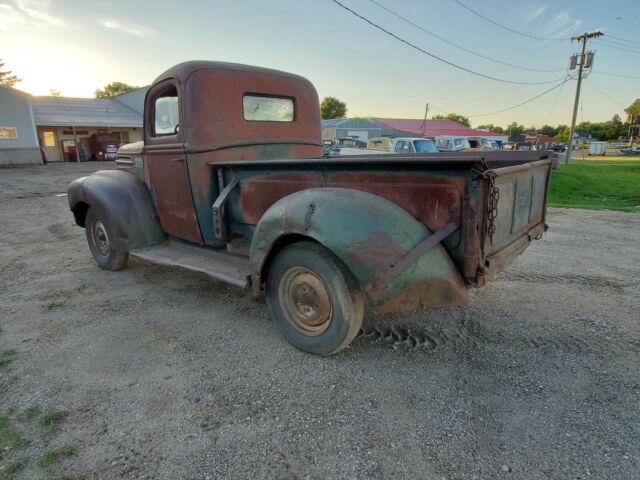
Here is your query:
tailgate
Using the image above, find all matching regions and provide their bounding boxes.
[481,159,551,276]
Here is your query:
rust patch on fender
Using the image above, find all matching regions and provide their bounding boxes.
[347,231,406,271]
[374,278,470,314]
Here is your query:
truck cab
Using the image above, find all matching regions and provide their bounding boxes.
[69,61,554,355]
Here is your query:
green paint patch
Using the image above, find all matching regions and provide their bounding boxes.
[548,162,640,212]
[0,457,27,480]
[0,350,16,369]
[36,445,76,469]
[42,301,65,311]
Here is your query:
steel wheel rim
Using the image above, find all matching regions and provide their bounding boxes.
[91,218,110,257]
[278,266,332,336]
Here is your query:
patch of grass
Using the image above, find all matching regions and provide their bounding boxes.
[36,445,76,469]
[41,301,65,311]
[0,350,16,369]
[0,457,27,480]
[38,411,67,435]
[548,162,640,212]
[21,406,42,421]
[0,414,26,459]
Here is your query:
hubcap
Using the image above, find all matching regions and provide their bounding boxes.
[91,218,110,257]
[278,267,332,336]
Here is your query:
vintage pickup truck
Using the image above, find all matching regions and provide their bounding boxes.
[68,61,553,355]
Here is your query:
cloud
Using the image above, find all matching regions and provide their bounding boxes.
[524,5,548,24]
[0,3,23,30]
[101,19,156,38]
[13,0,64,26]
[545,10,582,39]
[0,0,63,29]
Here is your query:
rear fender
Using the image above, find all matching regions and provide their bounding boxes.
[68,170,165,251]
[250,188,469,313]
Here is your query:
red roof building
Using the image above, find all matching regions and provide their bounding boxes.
[374,118,507,140]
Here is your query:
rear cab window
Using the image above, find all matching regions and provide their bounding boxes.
[243,95,294,122]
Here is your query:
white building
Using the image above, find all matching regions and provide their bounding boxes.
[0,85,147,165]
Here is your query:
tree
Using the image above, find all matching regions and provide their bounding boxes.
[607,114,623,140]
[555,126,571,143]
[0,59,21,87]
[540,125,558,137]
[95,81,138,98]
[49,89,61,97]
[476,124,505,134]
[506,122,525,140]
[320,96,347,119]
[433,113,470,127]
[624,99,640,119]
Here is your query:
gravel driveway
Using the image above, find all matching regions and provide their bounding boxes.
[0,162,638,479]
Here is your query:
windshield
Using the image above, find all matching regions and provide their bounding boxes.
[481,139,493,148]
[454,138,471,149]
[413,140,437,153]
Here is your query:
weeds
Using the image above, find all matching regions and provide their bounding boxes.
[0,350,16,369]
[36,445,76,469]
[41,301,65,311]
[0,457,27,480]
[38,411,67,435]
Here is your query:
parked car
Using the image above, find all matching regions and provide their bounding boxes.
[549,144,565,153]
[467,137,496,151]
[435,136,472,152]
[503,142,537,151]
[68,61,554,355]
[367,137,393,151]
[391,137,438,153]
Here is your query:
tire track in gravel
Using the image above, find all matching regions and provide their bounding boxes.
[495,271,630,292]
[356,315,640,355]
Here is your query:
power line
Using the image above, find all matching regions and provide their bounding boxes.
[451,0,567,42]
[607,34,640,47]
[593,40,640,55]
[585,79,628,107]
[469,75,575,117]
[596,37,640,51]
[330,0,568,85]
[544,76,567,125]
[592,71,640,81]
[366,0,565,73]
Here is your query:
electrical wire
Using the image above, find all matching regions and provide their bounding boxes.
[544,76,567,125]
[585,79,628,107]
[593,40,640,55]
[592,71,640,81]
[330,0,568,85]
[468,74,576,117]
[607,34,640,47]
[596,37,640,51]
[366,0,565,73]
[451,0,567,42]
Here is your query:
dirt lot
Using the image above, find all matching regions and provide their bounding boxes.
[1,162,639,479]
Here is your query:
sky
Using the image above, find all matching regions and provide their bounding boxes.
[1,0,638,128]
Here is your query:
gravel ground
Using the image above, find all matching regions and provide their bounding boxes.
[0,162,638,480]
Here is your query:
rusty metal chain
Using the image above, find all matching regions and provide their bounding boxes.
[486,172,500,243]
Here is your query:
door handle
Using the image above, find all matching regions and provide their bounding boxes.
[169,157,185,163]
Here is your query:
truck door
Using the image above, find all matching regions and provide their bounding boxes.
[143,81,203,244]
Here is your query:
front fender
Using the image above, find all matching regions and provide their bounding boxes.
[68,170,165,251]
[250,188,469,313]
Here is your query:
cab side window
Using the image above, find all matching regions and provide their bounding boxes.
[154,87,180,136]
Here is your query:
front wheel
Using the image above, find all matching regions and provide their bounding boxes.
[266,242,364,355]
[85,208,128,271]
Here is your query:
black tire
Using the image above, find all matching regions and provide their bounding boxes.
[266,241,364,355]
[85,208,128,271]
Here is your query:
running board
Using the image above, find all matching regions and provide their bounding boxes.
[130,239,251,288]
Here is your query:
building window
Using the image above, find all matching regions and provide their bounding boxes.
[243,95,294,122]
[0,127,18,139]
[120,131,130,143]
[43,131,56,147]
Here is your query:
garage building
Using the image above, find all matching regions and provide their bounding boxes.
[0,86,147,165]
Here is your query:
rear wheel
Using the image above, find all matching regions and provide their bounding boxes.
[85,208,128,271]
[266,242,364,355]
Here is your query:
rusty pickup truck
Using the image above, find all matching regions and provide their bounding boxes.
[68,61,553,355]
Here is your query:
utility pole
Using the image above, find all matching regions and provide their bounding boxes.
[565,31,602,164]
[421,102,429,137]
